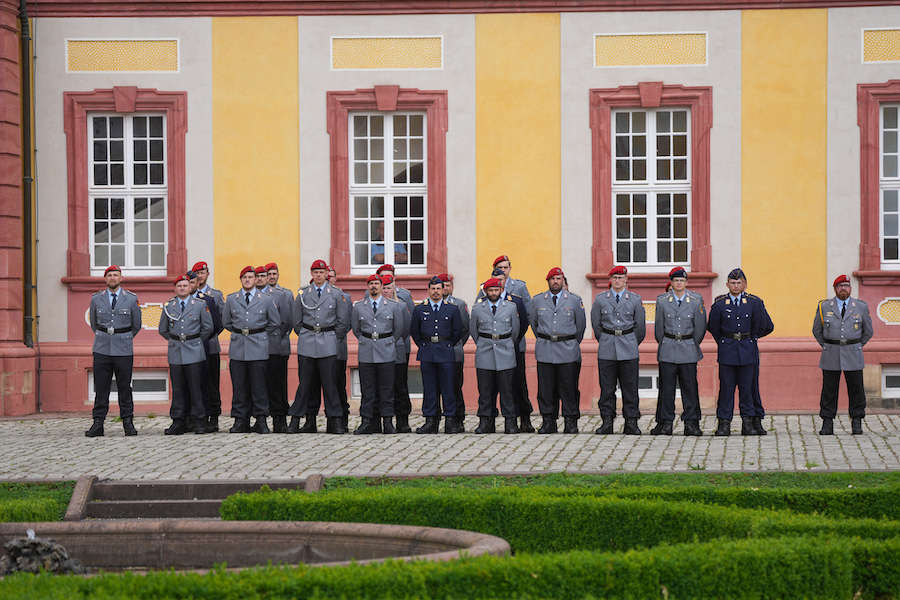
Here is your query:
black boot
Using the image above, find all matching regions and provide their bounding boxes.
[252,417,270,434]
[229,418,251,433]
[445,417,462,434]
[382,417,396,434]
[504,417,520,434]
[208,415,219,432]
[474,416,495,434]
[298,415,317,433]
[354,417,377,435]
[519,414,535,433]
[341,413,350,431]
[326,416,347,434]
[456,416,466,433]
[416,416,439,434]
[623,418,641,435]
[650,420,673,435]
[683,420,703,436]
[165,419,189,435]
[272,415,288,434]
[753,416,768,435]
[372,415,383,434]
[714,418,731,436]
[122,416,137,436]
[537,415,557,434]
[84,418,104,438]
[819,417,834,435]
[395,414,412,433]
[851,417,863,435]
[595,416,614,435]
[741,417,758,436]
[563,417,579,434]
[193,417,213,434]
[287,416,301,434]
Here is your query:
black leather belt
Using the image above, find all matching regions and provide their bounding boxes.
[536,332,576,342]
[96,326,132,335]
[428,335,452,343]
[664,332,694,340]
[168,332,202,342]
[601,327,634,336]
[228,327,265,336]
[479,332,512,340]
[302,324,336,333]
[824,338,861,346]
[729,332,751,341]
[360,330,393,340]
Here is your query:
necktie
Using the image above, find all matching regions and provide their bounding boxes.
[492,304,497,316]
[111,293,117,309]
[841,302,846,319]
[433,303,438,312]
[678,299,682,307]
[615,293,620,304]
[245,292,250,305]
[317,288,322,298]
[180,300,185,313]
[553,295,557,307]
[373,301,378,314]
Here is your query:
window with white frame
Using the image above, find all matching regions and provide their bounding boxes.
[349,113,426,273]
[612,108,691,268]
[87,370,169,404]
[881,105,900,266]
[88,114,167,275]
[882,365,900,399]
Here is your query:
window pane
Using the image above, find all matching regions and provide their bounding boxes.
[149,164,164,185]
[94,165,108,186]
[370,220,384,241]
[110,198,125,219]
[410,220,424,241]
[133,117,147,138]
[410,163,424,184]
[409,139,423,161]
[136,198,149,218]
[657,219,670,238]
[673,135,687,156]
[657,136,670,157]
[371,197,384,218]
[632,136,646,157]
[674,241,688,262]
[674,159,688,180]
[109,117,124,138]
[616,242,630,262]
[673,111,687,132]
[657,160,670,180]
[638,376,653,389]
[410,196,424,218]
[394,138,407,160]
[150,198,165,219]
[616,194,630,215]
[885,239,899,260]
[95,198,108,219]
[615,136,629,158]
[632,112,645,133]
[92,117,107,138]
[354,196,368,218]
[110,164,124,186]
[371,162,384,184]
[354,139,367,160]
[410,116,423,136]
[95,245,109,266]
[394,220,408,241]
[616,160,630,181]
[394,196,407,217]
[135,221,148,243]
[657,241,670,262]
[633,241,647,262]
[885,214,898,237]
[616,218,630,237]
[354,220,368,242]
[134,140,147,161]
[674,217,688,238]
[150,221,164,242]
[884,156,898,178]
[149,117,163,137]
[633,160,646,181]
[134,245,148,266]
[150,140,163,162]
[633,194,646,216]
[615,112,629,134]
[354,163,367,184]
[111,245,125,265]
[95,222,109,243]
[370,139,383,160]
[355,244,369,265]
[393,163,408,184]
[886,375,900,388]
[395,116,406,136]
[657,194,671,215]
[410,243,424,264]
[110,140,124,161]
[674,194,688,214]
[395,242,409,264]
[886,131,898,154]
[354,115,367,137]
[657,111,670,133]
[150,244,164,266]
[134,165,148,185]
[93,141,107,161]
[633,218,646,238]
[885,107,898,129]
[370,116,383,137]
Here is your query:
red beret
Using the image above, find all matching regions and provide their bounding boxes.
[380,274,394,285]
[833,274,850,287]
[668,266,687,279]
[546,267,564,280]
[254,266,267,275]
[239,265,254,277]
[609,265,627,277]
[173,274,190,285]
[492,255,510,267]
[265,262,278,272]
[436,273,450,282]
[190,261,208,273]
[104,265,121,276]
[366,274,380,283]
[376,264,394,274]
[483,277,502,289]
[310,259,328,271]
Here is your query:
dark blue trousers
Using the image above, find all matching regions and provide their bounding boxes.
[716,363,754,420]
[420,360,456,417]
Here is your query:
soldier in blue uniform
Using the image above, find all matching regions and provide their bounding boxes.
[707,268,774,436]
[191,261,225,431]
[410,276,465,434]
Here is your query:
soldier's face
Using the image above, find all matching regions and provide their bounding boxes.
[189,278,199,293]
[174,280,190,298]
[442,281,452,297]
[255,273,267,288]
[383,283,394,298]
[104,270,122,290]
[240,272,256,290]
[428,283,444,302]
[726,279,744,295]
[195,268,209,286]
[835,282,851,300]
[311,269,327,286]
[485,286,502,302]
[548,274,564,293]
[267,269,278,285]
[327,269,338,284]
[610,274,627,292]
[495,261,511,277]
[494,273,507,287]
[671,277,687,293]
[367,280,383,297]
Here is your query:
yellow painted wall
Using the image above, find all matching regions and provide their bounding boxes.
[475,13,560,295]
[741,9,827,337]
[212,17,300,293]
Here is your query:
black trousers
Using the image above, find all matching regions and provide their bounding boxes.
[336,359,350,417]
[598,358,640,419]
[476,368,516,417]
[393,353,411,417]
[169,361,206,420]
[820,369,866,419]
[751,359,765,418]
[656,362,701,422]
[204,352,221,417]
[92,353,134,419]
[454,360,466,417]
[513,350,532,416]
[359,362,395,418]
[289,355,341,417]
[537,361,580,418]
[266,354,289,417]
[229,359,268,419]
[716,363,754,420]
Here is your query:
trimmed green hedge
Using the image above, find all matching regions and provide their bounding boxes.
[220,487,900,554]
[0,536,897,599]
[0,498,66,523]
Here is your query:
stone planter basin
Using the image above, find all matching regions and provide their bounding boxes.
[0,520,510,571]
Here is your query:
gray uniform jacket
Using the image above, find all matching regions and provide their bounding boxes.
[531,290,586,364]
[265,285,294,357]
[654,290,707,364]
[332,286,352,361]
[222,289,280,361]
[591,289,646,361]
[393,288,413,356]
[158,296,214,365]
[352,296,405,364]
[392,298,411,363]
[89,288,142,356]
[812,296,874,371]
[446,295,469,362]
[477,278,531,352]
[199,285,225,354]
[293,283,351,359]
[470,299,519,371]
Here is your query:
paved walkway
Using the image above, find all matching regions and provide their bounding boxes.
[2,415,898,480]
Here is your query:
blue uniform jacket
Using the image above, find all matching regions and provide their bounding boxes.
[504,291,529,346]
[195,291,223,341]
[411,301,464,363]
[707,292,774,366]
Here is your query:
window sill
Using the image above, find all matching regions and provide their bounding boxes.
[336,274,435,302]
[853,270,900,286]
[585,270,717,299]
[62,275,177,294]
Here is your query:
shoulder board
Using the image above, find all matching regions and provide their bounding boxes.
[507,292,521,299]
[92,289,105,297]
[714,294,727,301]
[122,289,136,297]
[657,293,667,301]
[196,291,206,298]
[745,293,760,300]
[417,300,427,305]
[353,299,365,306]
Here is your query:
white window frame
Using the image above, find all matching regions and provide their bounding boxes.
[611,108,692,271]
[88,112,168,276]
[351,367,423,400]
[880,104,900,269]
[87,369,170,404]
[615,368,681,400]
[348,111,428,275]
[881,365,900,399]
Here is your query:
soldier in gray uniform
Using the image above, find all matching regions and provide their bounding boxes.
[812,274,875,435]
[591,265,646,435]
[260,263,294,433]
[651,267,706,436]
[222,265,281,434]
[288,259,351,434]
[159,274,214,435]
[441,273,470,430]
[85,265,142,437]
[382,274,413,433]
[192,260,225,431]
[377,264,414,431]
[470,277,520,434]
[352,274,405,434]
[327,266,353,431]
[531,267,586,434]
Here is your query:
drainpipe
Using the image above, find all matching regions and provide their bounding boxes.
[19,0,34,349]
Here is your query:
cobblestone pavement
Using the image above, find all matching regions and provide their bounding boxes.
[2,415,898,480]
